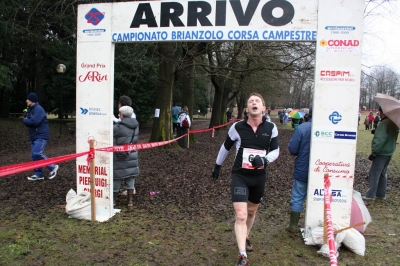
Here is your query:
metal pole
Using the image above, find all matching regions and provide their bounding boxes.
[59,75,63,135]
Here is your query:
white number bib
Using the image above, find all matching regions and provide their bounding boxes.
[242,148,267,169]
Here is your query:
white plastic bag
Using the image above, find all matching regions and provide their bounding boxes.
[65,189,92,221]
[342,228,366,256]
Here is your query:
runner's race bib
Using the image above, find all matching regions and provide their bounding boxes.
[242,148,267,170]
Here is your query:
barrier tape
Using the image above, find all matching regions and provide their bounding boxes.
[0,151,90,177]
[96,132,189,152]
[324,173,338,266]
[0,118,240,177]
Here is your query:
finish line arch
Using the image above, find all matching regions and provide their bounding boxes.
[76,0,364,228]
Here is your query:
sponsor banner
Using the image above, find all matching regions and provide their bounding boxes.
[77,165,110,200]
[111,29,317,42]
[311,187,350,205]
[318,39,361,53]
[317,68,357,84]
[324,25,356,35]
[312,129,357,141]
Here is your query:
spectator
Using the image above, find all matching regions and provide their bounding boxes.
[23,92,59,181]
[368,111,374,130]
[287,107,312,232]
[172,103,181,136]
[364,116,369,130]
[283,112,288,125]
[113,95,136,123]
[113,106,139,207]
[363,107,399,200]
[226,108,232,122]
[373,113,380,129]
[279,111,284,124]
[291,118,300,130]
[177,106,191,148]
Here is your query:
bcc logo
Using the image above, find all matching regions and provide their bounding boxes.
[314,131,333,137]
[329,111,342,124]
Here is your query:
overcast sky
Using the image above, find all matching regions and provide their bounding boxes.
[362,1,400,74]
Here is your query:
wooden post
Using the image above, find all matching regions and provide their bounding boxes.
[187,130,190,149]
[89,139,96,221]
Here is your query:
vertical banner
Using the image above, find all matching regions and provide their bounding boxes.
[304,0,364,234]
[76,4,116,221]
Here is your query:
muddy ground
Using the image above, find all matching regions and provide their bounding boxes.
[0,117,399,265]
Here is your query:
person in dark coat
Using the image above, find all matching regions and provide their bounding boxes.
[113,106,139,207]
[373,113,380,129]
[287,107,312,232]
[23,92,59,181]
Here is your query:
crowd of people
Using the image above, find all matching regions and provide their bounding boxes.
[22,91,398,265]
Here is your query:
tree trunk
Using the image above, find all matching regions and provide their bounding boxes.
[149,43,176,145]
[209,77,225,128]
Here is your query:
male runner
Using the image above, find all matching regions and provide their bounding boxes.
[212,93,279,265]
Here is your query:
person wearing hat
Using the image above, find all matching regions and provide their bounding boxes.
[23,92,59,180]
[287,106,312,233]
[113,105,140,207]
[363,106,398,200]
[112,95,136,123]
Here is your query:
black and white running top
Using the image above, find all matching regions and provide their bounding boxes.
[215,116,279,175]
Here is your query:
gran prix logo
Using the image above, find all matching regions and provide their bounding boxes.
[85,8,105,26]
[329,111,342,124]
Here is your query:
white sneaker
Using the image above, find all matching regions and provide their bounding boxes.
[49,165,59,179]
[27,175,44,181]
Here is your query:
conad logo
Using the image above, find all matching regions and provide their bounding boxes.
[319,39,360,47]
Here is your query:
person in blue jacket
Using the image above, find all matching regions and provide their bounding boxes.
[287,107,312,232]
[23,92,59,180]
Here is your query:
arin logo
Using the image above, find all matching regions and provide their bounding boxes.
[320,39,360,47]
[85,8,105,26]
[78,71,108,82]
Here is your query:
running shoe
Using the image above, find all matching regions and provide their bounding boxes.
[27,175,44,181]
[246,237,253,251]
[236,254,249,266]
[48,165,59,179]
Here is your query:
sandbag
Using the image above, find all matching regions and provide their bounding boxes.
[65,189,92,221]
[342,228,366,256]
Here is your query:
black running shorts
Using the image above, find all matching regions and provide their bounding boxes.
[231,172,266,204]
